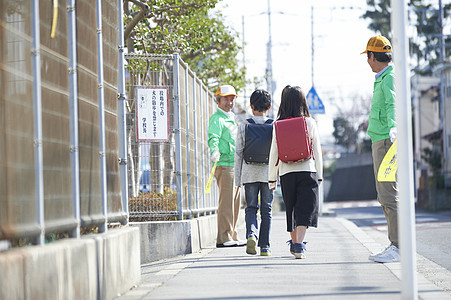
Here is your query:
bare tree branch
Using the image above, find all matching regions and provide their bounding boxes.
[125,10,149,41]
[128,0,149,10]
[124,0,152,41]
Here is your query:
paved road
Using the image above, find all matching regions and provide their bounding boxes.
[116,203,451,300]
[326,200,451,295]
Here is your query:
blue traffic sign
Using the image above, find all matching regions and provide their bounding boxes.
[306,87,325,114]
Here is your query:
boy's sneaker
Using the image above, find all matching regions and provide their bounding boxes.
[369,245,400,263]
[260,247,271,256]
[292,242,307,259]
[246,236,257,255]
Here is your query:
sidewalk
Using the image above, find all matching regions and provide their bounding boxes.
[116,212,451,300]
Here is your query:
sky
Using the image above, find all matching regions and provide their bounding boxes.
[216,0,378,144]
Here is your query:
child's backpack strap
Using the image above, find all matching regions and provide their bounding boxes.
[247,118,273,124]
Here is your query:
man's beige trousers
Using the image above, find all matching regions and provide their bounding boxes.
[214,166,240,244]
[372,138,399,248]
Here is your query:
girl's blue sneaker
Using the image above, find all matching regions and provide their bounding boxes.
[292,242,307,259]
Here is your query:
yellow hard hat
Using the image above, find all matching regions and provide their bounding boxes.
[361,35,392,54]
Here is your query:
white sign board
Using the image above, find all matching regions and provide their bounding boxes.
[136,87,169,142]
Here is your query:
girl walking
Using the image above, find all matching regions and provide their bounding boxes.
[268,85,323,259]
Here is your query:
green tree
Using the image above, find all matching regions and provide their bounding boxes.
[422,147,444,188]
[123,1,246,196]
[333,117,358,153]
[332,94,372,154]
[409,0,451,74]
[361,0,451,75]
[361,0,391,38]
[124,0,245,90]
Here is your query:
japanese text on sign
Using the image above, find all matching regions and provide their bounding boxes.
[136,87,169,141]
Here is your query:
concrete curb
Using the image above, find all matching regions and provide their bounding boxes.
[0,227,140,300]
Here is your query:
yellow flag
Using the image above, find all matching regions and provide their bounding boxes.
[377,139,397,182]
[51,0,58,38]
[205,158,219,194]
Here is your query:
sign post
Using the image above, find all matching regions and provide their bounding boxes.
[306,86,325,214]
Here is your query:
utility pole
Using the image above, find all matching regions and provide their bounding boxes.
[311,5,314,87]
[266,0,274,118]
[438,0,447,177]
[242,15,247,113]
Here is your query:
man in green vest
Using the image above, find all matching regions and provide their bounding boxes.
[362,35,399,263]
[208,85,245,247]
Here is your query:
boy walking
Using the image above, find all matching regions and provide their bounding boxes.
[234,89,274,256]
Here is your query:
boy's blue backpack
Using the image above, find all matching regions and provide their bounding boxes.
[243,118,273,164]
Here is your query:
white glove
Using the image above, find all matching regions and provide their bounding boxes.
[210,150,220,162]
[389,127,397,143]
[268,181,277,190]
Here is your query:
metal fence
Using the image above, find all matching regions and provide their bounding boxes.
[125,53,219,221]
[0,1,219,248]
[0,0,127,245]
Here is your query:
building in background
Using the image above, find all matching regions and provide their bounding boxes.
[413,59,451,211]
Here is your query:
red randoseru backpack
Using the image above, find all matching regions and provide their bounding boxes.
[274,116,313,164]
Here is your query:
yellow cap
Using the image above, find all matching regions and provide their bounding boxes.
[361,35,392,54]
[215,85,237,97]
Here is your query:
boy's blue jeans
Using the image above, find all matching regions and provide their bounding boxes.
[244,182,274,248]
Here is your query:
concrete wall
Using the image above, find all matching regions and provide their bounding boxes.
[132,211,245,264]
[0,211,246,299]
[327,153,377,201]
[132,214,218,264]
[0,227,140,300]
